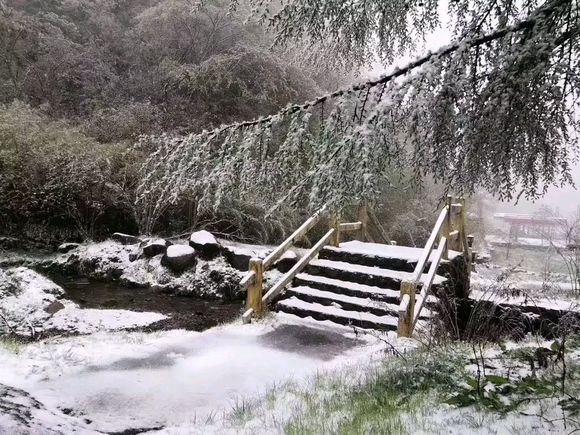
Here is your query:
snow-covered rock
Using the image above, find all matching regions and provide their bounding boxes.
[111,232,142,245]
[2,240,246,300]
[274,250,299,273]
[0,383,98,434]
[0,267,70,335]
[222,242,271,271]
[161,245,197,272]
[142,238,171,257]
[189,230,221,259]
[57,242,80,253]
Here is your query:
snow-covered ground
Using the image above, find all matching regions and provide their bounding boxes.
[471,257,579,311]
[0,315,389,433]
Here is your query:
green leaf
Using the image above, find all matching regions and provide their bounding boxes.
[551,340,562,353]
[466,377,480,390]
[486,375,510,386]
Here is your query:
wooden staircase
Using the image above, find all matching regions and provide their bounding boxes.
[240,198,473,337]
[275,242,453,331]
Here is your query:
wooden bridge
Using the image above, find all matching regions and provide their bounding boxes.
[240,196,473,337]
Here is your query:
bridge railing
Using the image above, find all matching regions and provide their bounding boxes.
[398,195,473,337]
[240,200,378,323]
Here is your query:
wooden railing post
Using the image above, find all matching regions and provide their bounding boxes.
[441,195,452,260]
[398,280,416,337]
[357,200,368,242]
[329,214,340,247]
[246,258,264,314]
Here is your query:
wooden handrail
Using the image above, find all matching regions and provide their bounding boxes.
[339,221,362,232]
[239,205,327,289]
[410,206,449,283]
[262,228,335,304]
[399,195,472,337]
[263,205,327,270]
[242,228,335,323]
[412,236,447,330]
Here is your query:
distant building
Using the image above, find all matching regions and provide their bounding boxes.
[487,213,568,250]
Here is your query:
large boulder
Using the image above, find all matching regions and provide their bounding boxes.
[112,232,142,245]
[142,239,172,257]
[161,245,197,272]
[189,230,221,259]
[274,250,300,273]
[222,243,271,271]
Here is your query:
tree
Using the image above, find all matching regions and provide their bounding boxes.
[137,0,579,222]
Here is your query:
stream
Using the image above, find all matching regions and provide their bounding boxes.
[52,275,242,332]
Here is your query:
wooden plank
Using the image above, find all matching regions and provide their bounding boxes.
[262,205,327,269]
[240,271,255,288]
[398,294,410,314]
[411,206,448,283]
[246,258,264,313]
[242,308,254,324]
[357,200,368,241]
[413,237,446,330]
[441,196,452,259]
[339,221,362,232]
[397,281,416,337]
[449,230,460,241]
[262,229,335,305]
[451,203,463,215]
[329,215,340,247]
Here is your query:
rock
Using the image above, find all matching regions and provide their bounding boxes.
[142,239,172,257]
[161,245,197,272]
[44,300,65,314]
[222,247,252,271]
[222,243,270,271]
[119,275,149,288]
[274,250,299,273]
[57,243,80,253]
[112,232,142,245]
[189,230,221,259]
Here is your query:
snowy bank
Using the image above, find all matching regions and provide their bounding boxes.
[0,266,166,337]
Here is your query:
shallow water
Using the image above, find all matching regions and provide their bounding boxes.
[52,275,242,331]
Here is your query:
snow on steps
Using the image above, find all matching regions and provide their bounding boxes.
[285,286,433,319]
[319,241,461,272]
[294,273,438,305]
[305,258,446,290]
[277,297,399,331]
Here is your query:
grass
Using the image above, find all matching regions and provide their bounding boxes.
[0,336,22,354]
[282,349,468,434]
[219,339,580,434]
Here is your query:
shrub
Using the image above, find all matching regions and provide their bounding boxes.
[0,101,139,244]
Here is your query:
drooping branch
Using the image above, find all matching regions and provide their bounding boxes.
[135,0,579,233]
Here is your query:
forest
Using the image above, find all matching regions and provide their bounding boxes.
[0,0,350,244]
[0,0,579,434]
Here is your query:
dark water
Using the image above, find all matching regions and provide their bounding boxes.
[52,276,242,332]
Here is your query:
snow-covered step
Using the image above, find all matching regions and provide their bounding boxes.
[286,285,405,317]
[304,259,447,290]
[319,241,461,274]
[276,297,399,331]
[293,273,434,306]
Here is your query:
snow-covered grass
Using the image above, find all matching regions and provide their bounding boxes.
[0,315,385,433]
[191,335,580,435]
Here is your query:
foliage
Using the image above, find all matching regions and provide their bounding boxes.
[0,0,332,138]
[219,339,580,434]
[141,0,579,220]
[0,101,138,242]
